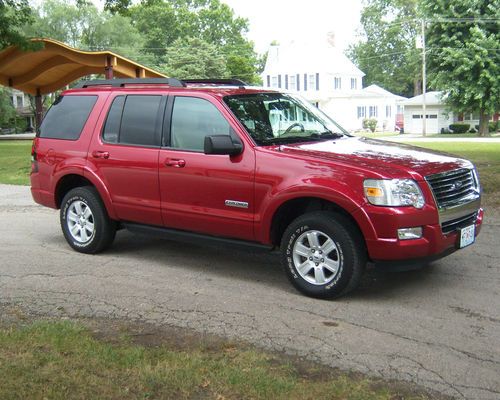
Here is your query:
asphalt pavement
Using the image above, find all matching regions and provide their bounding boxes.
[1,184,499,399]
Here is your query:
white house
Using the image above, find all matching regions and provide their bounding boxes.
[261,35,406,131]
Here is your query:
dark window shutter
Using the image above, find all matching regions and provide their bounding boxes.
[285,75,288,89]
[316,73,319,90]
[278,74,282,88]
[304,73,307,91]
[296,74,300,91]
[267,75,270,87]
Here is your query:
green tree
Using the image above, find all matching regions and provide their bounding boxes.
[0,0,34,49]
[161,37,228,78]
[422,0,500,136]
[0,87,16,128]
[130,0,260,83]
[25,0,144,60]
[348,0,422,97]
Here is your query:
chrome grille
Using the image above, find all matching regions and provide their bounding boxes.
[426,168,477,209]
[441,212,477,234]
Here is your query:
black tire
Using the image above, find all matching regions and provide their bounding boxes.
[60,186,116,254]
[280,211,366,299]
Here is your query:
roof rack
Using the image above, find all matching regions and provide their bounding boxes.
[75,78,186,89]
[182,79,248,87]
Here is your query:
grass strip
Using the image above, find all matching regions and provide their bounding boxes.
[0,320,433,400]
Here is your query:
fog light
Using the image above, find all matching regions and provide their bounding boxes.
[397,227,423,240]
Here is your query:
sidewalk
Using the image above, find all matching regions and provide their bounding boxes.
[387,135,500,143]
[0,132,35,140]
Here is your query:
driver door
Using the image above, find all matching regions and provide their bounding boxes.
[158,94,256,241]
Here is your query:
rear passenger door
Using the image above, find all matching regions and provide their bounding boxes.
[88,94,165,226]
[158,94,255,241]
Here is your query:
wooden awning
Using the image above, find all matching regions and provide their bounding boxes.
[0,38,166,95]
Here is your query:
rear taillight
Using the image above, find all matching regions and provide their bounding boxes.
[31,140,39,173]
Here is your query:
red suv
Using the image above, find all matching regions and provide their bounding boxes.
[30,78,483,298]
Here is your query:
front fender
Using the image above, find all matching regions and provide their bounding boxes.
[255,182,368,244]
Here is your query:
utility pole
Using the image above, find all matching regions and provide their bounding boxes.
[421,19,427,137]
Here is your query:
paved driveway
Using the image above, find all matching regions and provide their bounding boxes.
[1,184,499,399]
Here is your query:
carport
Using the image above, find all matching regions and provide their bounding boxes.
[0,38,166,128]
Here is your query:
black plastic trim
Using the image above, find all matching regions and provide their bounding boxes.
[76,78,186,88]
[123,222,274,252]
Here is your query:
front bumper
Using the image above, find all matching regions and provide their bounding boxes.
[353,204,484,262]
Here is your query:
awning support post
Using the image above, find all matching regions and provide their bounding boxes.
[35,89,43,132]
[105,55,114,79]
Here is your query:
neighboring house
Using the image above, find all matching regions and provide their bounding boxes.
[402,91,452,134]
[403,91,499,134]
[8,88,35,131]
[261,35,406,131]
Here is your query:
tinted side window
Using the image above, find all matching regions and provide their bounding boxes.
[102,96,125,143]
[120,95,161,146]
[39,95,97,140]
[170,97,230,151]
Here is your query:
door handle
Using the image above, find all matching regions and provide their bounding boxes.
[165,158,186,168]
[92,151,110,159]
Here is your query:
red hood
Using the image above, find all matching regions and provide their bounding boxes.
[270,137,473,180]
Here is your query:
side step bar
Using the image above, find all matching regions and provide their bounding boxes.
[123,222,275,252]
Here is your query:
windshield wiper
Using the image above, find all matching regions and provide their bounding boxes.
[312,131,344,139]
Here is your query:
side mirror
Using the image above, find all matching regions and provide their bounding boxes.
[204,135,243,156]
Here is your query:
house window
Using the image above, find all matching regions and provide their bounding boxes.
[308,74,316,91]
[271,76,278,88]
[412,114,421,119]
[289,75,296,91]
[357,106,366,119]
[369,106,378,118]
[334,77,342,90]
[385,105,392,118]
[350,78,357,89]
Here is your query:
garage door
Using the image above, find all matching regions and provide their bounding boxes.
[410,114,438,134]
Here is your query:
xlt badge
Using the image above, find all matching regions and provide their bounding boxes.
[225,200,249,209]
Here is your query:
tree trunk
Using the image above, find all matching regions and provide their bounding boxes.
[413,78,422,96]
[478,110,490,137]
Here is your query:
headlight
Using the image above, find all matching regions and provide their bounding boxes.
[364,179,425,208]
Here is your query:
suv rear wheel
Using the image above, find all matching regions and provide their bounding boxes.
[60,186,116,254]
[281,211,366,299]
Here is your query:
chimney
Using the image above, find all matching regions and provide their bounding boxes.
[327,32,336,47]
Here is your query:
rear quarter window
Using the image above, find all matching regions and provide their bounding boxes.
[39,95,98,140]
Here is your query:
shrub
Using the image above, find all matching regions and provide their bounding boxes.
[469,128,476,133]
[362,118,378,133]
[489,121,499,132]
[440,127,451,134]
[449,123,470,134]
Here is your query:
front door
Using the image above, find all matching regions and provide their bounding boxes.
[159,95,255,241]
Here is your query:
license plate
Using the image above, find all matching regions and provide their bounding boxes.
[459,224,475,248]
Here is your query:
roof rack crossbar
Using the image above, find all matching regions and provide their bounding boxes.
[182,78,248,86]
[75,78,186,89]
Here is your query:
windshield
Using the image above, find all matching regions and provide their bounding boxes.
[223,93,348,145]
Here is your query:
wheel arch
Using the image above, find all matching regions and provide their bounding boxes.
[269,196,367,249]
[54,172,117,219]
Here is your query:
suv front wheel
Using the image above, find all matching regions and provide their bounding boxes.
[60,186,116,254]
[281,211,366,299]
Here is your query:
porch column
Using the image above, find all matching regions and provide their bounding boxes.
[35,89,43,131]
[105,55,114,79]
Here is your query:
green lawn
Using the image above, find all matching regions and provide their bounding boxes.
[406,142,500,206]
[0,140,31,185]
[0,320,431,400]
